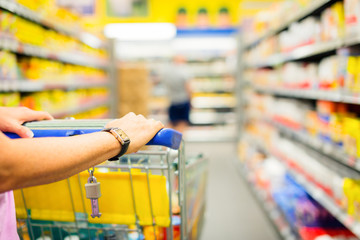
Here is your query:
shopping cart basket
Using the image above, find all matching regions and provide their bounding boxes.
[6,119,208,240]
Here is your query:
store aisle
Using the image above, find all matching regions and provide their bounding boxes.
[185,140,279,240]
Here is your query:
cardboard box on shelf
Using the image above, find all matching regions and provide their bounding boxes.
[117,63,151,117]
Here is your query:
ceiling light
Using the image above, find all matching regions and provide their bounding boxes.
[104,23,177,41]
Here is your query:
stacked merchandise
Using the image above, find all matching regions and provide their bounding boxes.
[187,58,236,126]
[174,54,237,142]
[190,73,236,125]
[240,137,358,240]
[243,0,360,97]
[243,89,360,236]
[0,6,107,65]
[247,79,360,161]
[0,0,109,119]
[117,63,151,117]
[240,0,360,239]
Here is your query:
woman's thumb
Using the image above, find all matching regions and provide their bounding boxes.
[15,126,34,138]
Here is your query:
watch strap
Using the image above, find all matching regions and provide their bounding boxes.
[102,128,130,161]
[109,138,130,161]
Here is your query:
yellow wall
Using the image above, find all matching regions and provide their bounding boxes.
[82,0,276,34]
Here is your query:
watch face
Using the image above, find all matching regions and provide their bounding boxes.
[113,129,130,143]
[119,131,129,141]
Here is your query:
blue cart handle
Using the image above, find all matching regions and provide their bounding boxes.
[4,128,182,150]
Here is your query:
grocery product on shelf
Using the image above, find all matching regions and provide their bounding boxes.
[0,92,20,106]
[17,56,107,83]
[247,93,360,156]
[0,6,107,64]
[240,124,360,236]
[16,0,81,31]
[240,0,360,238]
[0,0,110,119]
[344,0,360,36]
[244,1,345,47]
[70,106,110,119]
[273,174,356,240]
[19,88,108,115]
[191,93,236,109]
[117,63,151,117]
[0,50,17,81]
[190,76,235,93]
[240,139,358,240]
[245,1,348,67]
[241,89,360,230]
[185,59,233,77]
[0,50,108,89]
[247,50,360,94]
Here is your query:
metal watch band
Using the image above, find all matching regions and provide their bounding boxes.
[101,128,130,161]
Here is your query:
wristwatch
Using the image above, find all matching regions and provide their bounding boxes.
[102,127,130,160]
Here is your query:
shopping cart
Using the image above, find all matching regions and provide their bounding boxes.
[6,119,208,240]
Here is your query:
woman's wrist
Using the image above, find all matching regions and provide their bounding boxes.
[98,131,122,158]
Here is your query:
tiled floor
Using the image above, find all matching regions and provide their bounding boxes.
[185,140,279,240]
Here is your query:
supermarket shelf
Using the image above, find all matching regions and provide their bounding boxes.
[192,89,234,94]
[287,168,360,239]
[51,99,110,119]
[0,37,107,68]
[191,96,236,109]
[342,95,360,104]
[190,111,237,125]
[191,105,236,110]
[246,39,341,68]
[267,118,360,172]
[343,33,360,47]
[0,81,109,92]
[244,0,336,50]
[189,120,231,125]
[236,163,298,240]
[185,56,228,63]
[184,126,237,142]
[254,86,343,102]
[0,0,104,49]
[249,136,360,239]
[193,73,234,78]
[254,85,360,104]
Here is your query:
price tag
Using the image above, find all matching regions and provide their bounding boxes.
[313,189,322,200]
[323,143,332,155]
[17,43,24,53]
[270,209,279,220]
[338,213,348,223]
[355,160,360,171]
[3,38,9,50]
[348,156,356,167]
[3,81,9,91]
[344,215,355,226]
[314,138,322,149]
[9,81,16,91]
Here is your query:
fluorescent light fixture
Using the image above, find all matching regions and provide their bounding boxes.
[104,23,176,41]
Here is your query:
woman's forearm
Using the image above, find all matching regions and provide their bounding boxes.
[0,132,120,193]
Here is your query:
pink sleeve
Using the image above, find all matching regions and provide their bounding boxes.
[0,191,20,240]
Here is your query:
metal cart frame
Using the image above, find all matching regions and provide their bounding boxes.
[10,120,208,240]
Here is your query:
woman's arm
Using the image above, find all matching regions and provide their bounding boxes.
[0,112,163,193]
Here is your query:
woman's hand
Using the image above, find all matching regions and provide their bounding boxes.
[105,112,164,154]
[0,107,53,138]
